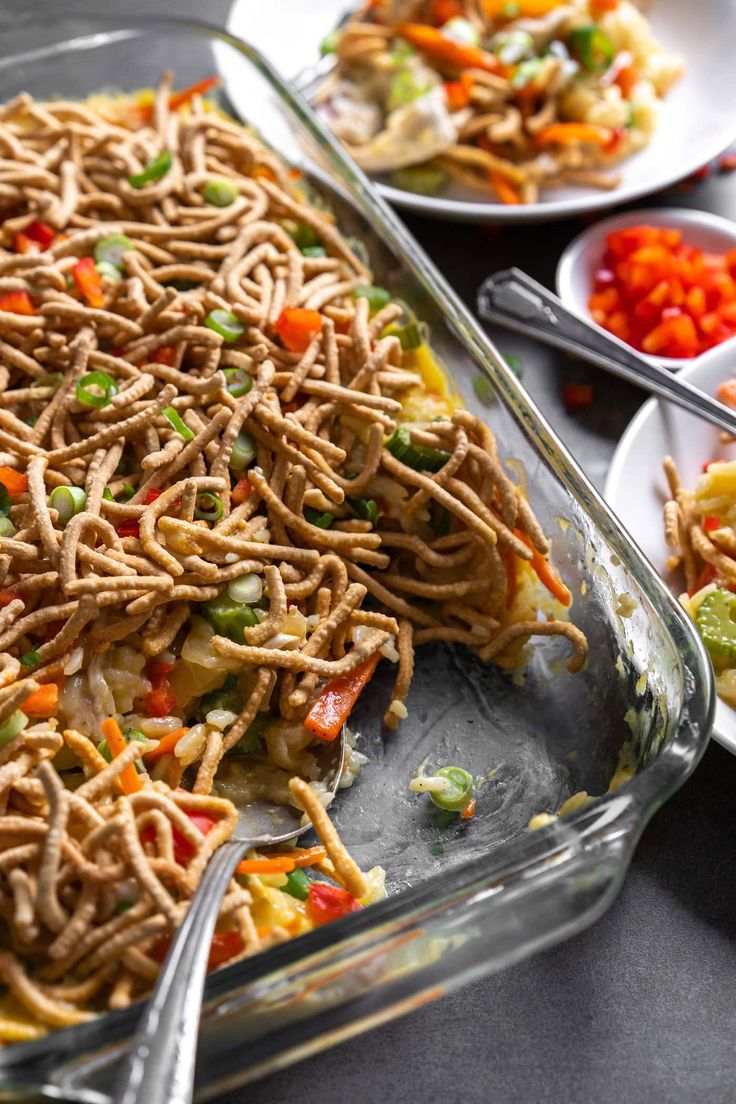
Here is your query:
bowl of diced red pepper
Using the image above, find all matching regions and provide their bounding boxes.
[557,207,736,368]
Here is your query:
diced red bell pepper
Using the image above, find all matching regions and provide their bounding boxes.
[0,290,35,316]
[562,383,594,411]
[26,220,55,248]
[207,931,245,969]
[116,519,140,538]
[274,308,323,353]
[703,515,721,532]
[0,466,28,496]
[304,651,381,741]
[153,345,178,366]
[72,257,105,308]
[307,882,362,926]
[231,476,252,505]
[688,563,717,596]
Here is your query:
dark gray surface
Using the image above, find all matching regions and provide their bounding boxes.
[2,2,736,1101]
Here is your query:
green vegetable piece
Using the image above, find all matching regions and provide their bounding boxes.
[76,370,118,408]
[388,70,430,111]
[0,483,10,518]
[431,842,444,856]
[441,17,479,46]
[228,430,256,473]
[163,405,195,442]
[31,372,64,393]
[429,766,474,813]
[353,285,391,313]
[283,868,310,901]
[388,163,448,196]
[20,649,40,669]
[489,29,534,64]
[129,150,173,189]
[473,373,495,405]
[302,245,327,258]
[696,588,736,661]
[203,178,238,207]
[386,426,451,473]
[320,28,341,55]
[94,234,135,270]
[0,515,16,537]
[102,487,114,502]
[194,491,224,522]
[205,308,245,343]
[119,483,136,502]
[352,498,378,524]
[511,57,545,89]
[384,319,422,351]
[202,594,259,643]
[0,710,28,748]
[304,506,334,529]
[222,367,253,398]
[505,353,523,378]
[229,712,270,755]
[390,37,415,63]
[98,729,147,773]
[568,24,615,72]
[290,223,321,251]
[49,485,87,524]
[96,260,123,284]
[201,673,240,716]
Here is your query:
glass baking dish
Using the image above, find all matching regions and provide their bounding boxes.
[0,16,714,1102]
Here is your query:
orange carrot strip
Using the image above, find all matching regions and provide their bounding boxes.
[101,717,143,795]
[489,170,522,205]
[0,466,28,496]
[536,123,613,148]
[515,530,572,607]
[169,76,221,113]
[268,845,327,869]
[72,257,105,309]
[304,651,381,741]
[142,726,188,763]
[461,797,477,819]
[396,23,503,75]
[236,857,297,876]
[22,683,59,717]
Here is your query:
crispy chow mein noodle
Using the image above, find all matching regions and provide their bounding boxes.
[0,76,586,1041]
[316,0,683,204]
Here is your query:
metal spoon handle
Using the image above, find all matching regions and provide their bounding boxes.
[477,268,736,438]
[112,836,248,1104]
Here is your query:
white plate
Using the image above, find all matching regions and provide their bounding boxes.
[556,207,736,371]
[605,344,736,753]
[226,0,736,222]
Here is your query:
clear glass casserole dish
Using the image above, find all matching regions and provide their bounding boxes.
[0,16,714,1102]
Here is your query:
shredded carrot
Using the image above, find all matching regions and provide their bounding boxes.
[396,23,504,75]
[502,548,518,610]
[489,170,522,205]
[169,76,221,113]
[461,797,477,819]
[22,683,59,717]
[100,717,143,795]
[236,857,297,876]
[0,466,28,496]
[72,257,105,308]
[268,845,327,869]
[536,123,613,148]
[516,530,572,607]
[142,726,188,763]
[483,0,562,13]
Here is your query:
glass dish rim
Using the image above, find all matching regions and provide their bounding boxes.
[0,11,716,1071]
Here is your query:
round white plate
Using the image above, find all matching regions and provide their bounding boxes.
[556,207,736,371]
[226,0,736,222]
[605,344,736,754]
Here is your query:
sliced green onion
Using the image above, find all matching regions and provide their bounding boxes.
[388,70,430,111]
[283,868,310,900]
[222,367,253,398]
[20,649,41,669]
[290,223,321,251]
[320,28,341,55]
[441,17,479,46]
[96,260,123,284]
[205,308,245,343]
[489,29,534,64]
[352,498,378,524]
[194,491,223,522]
[0,484,10,518]
[429,766,474,813]
[203,178,238,207]
[114,483,135,503]
[31,371,64,392]
[505,353,523,378]
[94,234,135,270]
[129,150,173,189]
[102,487,114,502]
[388,163,448,197]
[302,245,327,258]
[511,57,545,89]
[384,319,422,351]
[227,572,263,605]
[76,370,118,409]
[49,485,87,524]
[391,37,415,62]
[568,24,615,72]
[228,431,256,473]
[163,406,195,442]
[304,506,334,529]
[473,373,495,406]
[386,426,451,473]
[98,729,147,772]
[0,515,16,537]
[0,710,28,748]
[202,594,259,643]
[353,285,391,313]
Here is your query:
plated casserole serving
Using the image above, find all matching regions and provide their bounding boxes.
[0,78,589,1042]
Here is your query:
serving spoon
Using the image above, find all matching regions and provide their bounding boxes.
[113,730,346,1104]
[477,268,736,439]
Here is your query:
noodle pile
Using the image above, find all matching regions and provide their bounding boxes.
[318,0,683,204]
[0,76,586,1039]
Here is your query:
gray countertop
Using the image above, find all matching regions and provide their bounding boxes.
[2,2,736,1101]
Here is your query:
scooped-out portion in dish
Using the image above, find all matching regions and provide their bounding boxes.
[316,0,683,204]
[0,76,587,1041]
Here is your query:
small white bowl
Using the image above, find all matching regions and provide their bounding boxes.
[556,207,736,370]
